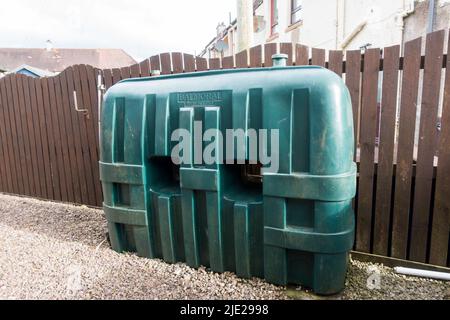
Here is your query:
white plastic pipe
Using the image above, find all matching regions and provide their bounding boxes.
[394,267,450,281]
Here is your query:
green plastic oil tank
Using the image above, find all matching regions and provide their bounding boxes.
[99,54,356,295]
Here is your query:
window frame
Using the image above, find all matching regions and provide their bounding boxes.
[270,0,278,35]
[290,0,303,25]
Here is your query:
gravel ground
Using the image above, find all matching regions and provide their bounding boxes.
[0,193,448,300]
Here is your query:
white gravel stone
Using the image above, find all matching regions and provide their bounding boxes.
[0,193,448,300]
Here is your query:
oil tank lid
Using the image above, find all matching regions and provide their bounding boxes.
[272,54,288,67]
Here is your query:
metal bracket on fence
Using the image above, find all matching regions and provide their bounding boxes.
[73,91,90,119]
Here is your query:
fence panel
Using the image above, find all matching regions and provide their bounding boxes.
[410,30,445,263]
[373,45,400,256]
[429,32,450,266]
[356,48,381,252]
[0,81,13,192]
[0,32,449,266]
[391,37,422,259]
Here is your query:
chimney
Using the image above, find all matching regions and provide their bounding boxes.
[236,0,253,53]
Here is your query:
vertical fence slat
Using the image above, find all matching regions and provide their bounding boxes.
[222,55,234,69]
[409,30,445,263]
[0,88,6,191]
[345,50,362,158]
[103,69,113,90]
[373,45,400,256]
[295,44,309,66]
[15,76,33,195]
[79,65,102,206]
[160,53,172,75]
[36,78,54,199]
[11,76,29,195]
[112,68,121,85]
[59,70,82,204]
[86,66,100,147]
[280,43,293,66]
[429,33,450,266]
[120,66,131,80]
[171,52,183,74]
[0,80,15,193]
[5,76,23,194]
[86,66,103,206]
[209,58,220,70]
[150,55,161,73]
[49,76,70,201]
[42,78,63,200]
[311,48,326,67]
[183,54,195,73]
[356,48,381,252]
[72,66,96,206]
[66,67,89,205]
[139,59,151,77]
[130,63,140,78]
[328,50,343,76]
[24,77,42,198]
[54,74,76,202]
[77,65,99,206]
[391,37,422,259]
[264,43,277,67]
[54,71,81,202]
[235,50,248,68]
[0,84,7,191]
[196,56,207,71]
[249,45,262,68]
[280,43,293,65]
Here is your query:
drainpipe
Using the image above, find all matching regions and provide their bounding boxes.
[427,0,436,33]
[397,0,415,53]
[336,0,346,50]
[236,0,253,53]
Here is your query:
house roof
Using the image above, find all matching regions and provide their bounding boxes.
[0,48,137,73]
[9,64,56,77]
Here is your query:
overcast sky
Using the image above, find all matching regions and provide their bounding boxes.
[0,0,236,61]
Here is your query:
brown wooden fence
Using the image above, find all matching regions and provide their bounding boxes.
[0,29,449,267]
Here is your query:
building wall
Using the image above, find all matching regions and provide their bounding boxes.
[249,0,412,50]
[404,0,450,50]
[201,0,449,57]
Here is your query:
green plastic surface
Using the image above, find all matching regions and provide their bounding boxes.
[100,65,356,295]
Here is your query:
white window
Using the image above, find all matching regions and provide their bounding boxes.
[291,0,302,25]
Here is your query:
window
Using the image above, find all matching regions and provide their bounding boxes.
[270,0,278,35]
[291,0,302,25]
